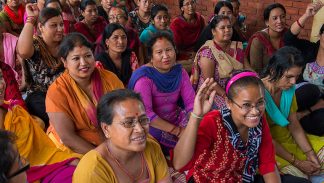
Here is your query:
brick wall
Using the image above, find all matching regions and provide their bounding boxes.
[158,0,313,39]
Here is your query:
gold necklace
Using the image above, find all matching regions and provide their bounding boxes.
[105,143,145,182]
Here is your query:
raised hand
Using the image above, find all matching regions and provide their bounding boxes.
[25,3,39,18]
[304,1,324,18]
[192,78,217,117]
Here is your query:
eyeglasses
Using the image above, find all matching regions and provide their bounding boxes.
[7,155,30,180]
[230,99,265,112]
[116,117,150,128]
[108,14,126,21]
[183,0,196,7]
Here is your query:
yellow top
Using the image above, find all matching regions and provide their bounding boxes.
[73,138,170,183]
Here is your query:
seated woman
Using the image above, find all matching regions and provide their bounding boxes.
[44,0,74,35]
[0,130,28,183]
[246,3,287,74]
[127,0,153,35]
[74,0,107,43]
[227,0,248,43]
[170,0,205,72]
[103,7,142,64]
[0,61,79,183]
[283,2,324,136]
[128,32,195,153]
[0,20,23,89]
[97,0,113,21]
[46,33,124,155]
[173,72,292,183]
[17,6,65,127]
[0,0,24,36]
[95,23,139,86]
[139,4,172,46]
[61,0,81,33]
[192,15,244,110]
[194,0,246,52]
[73,89,172,182]
[261,46,324,181]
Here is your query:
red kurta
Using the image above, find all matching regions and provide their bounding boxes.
[180,110,276,182]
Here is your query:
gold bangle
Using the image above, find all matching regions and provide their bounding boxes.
[191,112,203,119]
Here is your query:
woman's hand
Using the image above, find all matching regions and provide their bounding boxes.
[295,159,321,175]
[306,151,321,174]
[192,78,217,117]
[25,3,39,17]
[304,2,324,18]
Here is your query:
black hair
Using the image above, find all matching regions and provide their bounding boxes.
[38,7,62,25]
[320,24,324,35]
[210,14,231,29]
[225,70,265,99]
[107,6,128,20]
[80,0,96,11]
[226,0,240,6]
[146,31,175,60]
[97,89,143,125]
[263,3,286,21]
[101,23,127,49]
[151,4,169,20]
[0,130,16,183]
[44,0,63,10]
[214,0,233,15]
[261,46,304,82]
[58,32,93,60]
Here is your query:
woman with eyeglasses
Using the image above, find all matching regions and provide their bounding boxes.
[191,15,244,110]
[0,61,79,183]
[173,70,312,183]
[46,33,124,155]
[262,46,324,181]
[0,130,28,183]
[95,23,139,86]
[128,32,196,154]
[74,0,107,43]
[170,0,205,72]
[73,89,172,182]
[245,3,287,74]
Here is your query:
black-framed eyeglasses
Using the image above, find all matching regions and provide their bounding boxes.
[115,117,150,128]
[230,99,265,112]
[7,155,30,179]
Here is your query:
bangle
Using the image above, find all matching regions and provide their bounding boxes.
[304,149,313,154]
[296,19,304,29]
[26,16,36,25]
[291,154,296,165]
[191,112,203,120]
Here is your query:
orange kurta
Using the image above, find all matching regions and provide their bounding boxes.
[46,68,124,152]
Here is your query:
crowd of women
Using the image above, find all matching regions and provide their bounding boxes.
[0,0,324,182]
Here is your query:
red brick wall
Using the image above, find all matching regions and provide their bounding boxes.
[158,0,313,39]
